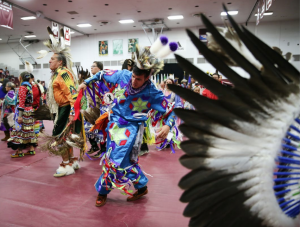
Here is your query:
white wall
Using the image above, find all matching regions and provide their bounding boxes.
[0,19,299,84]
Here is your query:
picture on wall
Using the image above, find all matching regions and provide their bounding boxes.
[113,39,123,55]
[128,38,138,53]
[99,40,108,56]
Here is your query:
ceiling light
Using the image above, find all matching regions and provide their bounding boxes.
[119,19,134,24]
[21,16,36,20]
[220,11,238,16]
[255,12,273,16]
[0,38,2,40]
[77,23,92,27]
[168,15,184,20]
[24,35,36,38]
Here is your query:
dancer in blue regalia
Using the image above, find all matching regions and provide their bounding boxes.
[78,41,178,207]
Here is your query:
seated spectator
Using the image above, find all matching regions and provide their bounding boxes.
[202,73,220,100]
[194,86,200,94]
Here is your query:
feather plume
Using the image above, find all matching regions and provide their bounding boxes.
[168,4,300,227]
[47,26,58,47]
[150,35,169,55]
[133,45,164,77]
[36,50,49,59]
[207,26,262,70]
[25,61,33,73]
[32,105,52,120]
[59,28,65,50]
[82,107,100,125]
[77,66,90,84]
[155,42,178,59]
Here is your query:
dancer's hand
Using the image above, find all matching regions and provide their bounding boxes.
[78,83,87,92]
[156,125,170,140]
[17,116,23,124]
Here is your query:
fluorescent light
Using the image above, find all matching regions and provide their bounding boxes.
[24,35,36,38]
[119,19,134,24]
[168,15,184,20]
[255,12,273,16]
[21,16,36,20]
[220,11,238,16]
[0,38,2,40]
[77,23,92,27]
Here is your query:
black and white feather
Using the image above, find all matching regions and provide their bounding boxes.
[168,5,300,227]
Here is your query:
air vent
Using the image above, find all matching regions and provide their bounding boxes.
[186,58,194,63]
[67,11,79,15]
[293,54,300,61]
[169,59,177,63]
[111,61,118,66]
[19,65,25,70]
[103,61,111,66]
[197,58,206,64]
[33,64,41,69]
[43,63,49,68]
[99,21,111,25]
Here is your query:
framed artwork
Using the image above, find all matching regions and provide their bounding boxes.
[113,39,123,55]
[128,38,138,53]
[99,40,108,56]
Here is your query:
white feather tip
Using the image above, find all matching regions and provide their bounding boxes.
[36,50,49,59]
[25,61,33,73]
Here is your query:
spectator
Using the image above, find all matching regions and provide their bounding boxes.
[202,73,220,100]
[187,83,192,90]
[0,78,9,100]
[181,79,188,88]
[191,77,196,89]
[41,82,47,104]
[0,82,16,141]
[218,74,223,83]
[121,59,134,71]
[159,81,165,91]
[41,81,47,93]
[0,69,4,80]
[194,86,200,94]
[36,80,45,95]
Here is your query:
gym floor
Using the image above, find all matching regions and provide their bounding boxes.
[0,121,189,227]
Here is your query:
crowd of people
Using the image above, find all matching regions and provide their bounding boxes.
[0,28,227,208]
[0,59,225,205]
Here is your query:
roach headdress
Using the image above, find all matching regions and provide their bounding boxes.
[132,36,178,77]
[168,4,300,227]
[37,27,76,78]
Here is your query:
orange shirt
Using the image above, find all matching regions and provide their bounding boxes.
[52,67,78,108]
